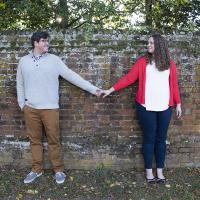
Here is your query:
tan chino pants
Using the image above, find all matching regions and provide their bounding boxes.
[24,105,64,173]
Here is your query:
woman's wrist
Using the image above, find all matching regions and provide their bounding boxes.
[109,87,115,93]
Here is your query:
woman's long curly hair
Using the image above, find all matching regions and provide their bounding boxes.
[146,34,170,71]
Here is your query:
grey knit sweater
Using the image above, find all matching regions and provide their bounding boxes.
[17,53,98,109]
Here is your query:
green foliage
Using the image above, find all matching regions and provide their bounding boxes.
[0,2,5,9]
[0,0,54,30]
[147,0,200,33]
[0,0,199,33]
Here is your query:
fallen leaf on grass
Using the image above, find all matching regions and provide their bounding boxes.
[165,184,171,188]
[26,189,38,194]
[110,181,121,187]
[16,193,23,200]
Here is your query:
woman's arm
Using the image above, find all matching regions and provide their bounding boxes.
[171,61,182,118]
[112,59,140,91]
[102,57,144,98]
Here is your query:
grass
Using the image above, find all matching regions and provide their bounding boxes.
[0,166,200,200]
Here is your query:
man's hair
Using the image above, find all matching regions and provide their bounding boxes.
[31,31,50,48]
[146,34,170,71]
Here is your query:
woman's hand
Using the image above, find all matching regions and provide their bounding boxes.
[176,103,182,118]
[102,87,115,98]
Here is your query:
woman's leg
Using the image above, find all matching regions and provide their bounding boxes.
[155,107,172,179]
[136,103,157,178]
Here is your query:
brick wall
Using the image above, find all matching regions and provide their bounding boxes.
[0,30,200,169]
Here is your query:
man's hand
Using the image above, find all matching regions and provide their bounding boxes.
[95,89,104,97]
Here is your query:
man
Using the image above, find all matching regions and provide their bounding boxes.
[17,31,101,184]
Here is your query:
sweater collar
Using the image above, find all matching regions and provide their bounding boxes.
[30,51,48,61]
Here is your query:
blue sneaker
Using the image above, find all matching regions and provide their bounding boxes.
[24,171,43,183]
[55,172,66,184]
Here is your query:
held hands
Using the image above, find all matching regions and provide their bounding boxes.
[176,103,182,118]
[95,89,103,97]
[101,87,115,98]
[95,87,115,98]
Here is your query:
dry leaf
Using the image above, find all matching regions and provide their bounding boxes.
[27,189,38,195]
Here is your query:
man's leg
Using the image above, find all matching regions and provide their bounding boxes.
[40,109,65,184]
[40,109,64,173]
[23,106,43,183]
[24,106,43,172]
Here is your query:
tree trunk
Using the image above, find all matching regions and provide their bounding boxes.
[59,0,69,29]
[145,0,156,27]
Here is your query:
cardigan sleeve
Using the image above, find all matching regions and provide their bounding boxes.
[113,59,140,91]
[171,61,181,104]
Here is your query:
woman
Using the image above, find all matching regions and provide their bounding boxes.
[102,34,182,183]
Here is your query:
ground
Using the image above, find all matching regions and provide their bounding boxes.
[0,166,200,200]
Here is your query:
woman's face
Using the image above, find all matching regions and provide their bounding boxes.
[147,37,155,54]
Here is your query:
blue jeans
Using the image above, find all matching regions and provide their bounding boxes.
[136,103,172,169]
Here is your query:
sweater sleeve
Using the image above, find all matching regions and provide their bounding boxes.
[113,59,140,91]
[16,59,25,110]
[171,61,181,104]
[57,57,99,95]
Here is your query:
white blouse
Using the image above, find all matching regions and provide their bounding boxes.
[143,62,170,111]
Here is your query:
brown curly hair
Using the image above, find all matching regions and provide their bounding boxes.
[146,34,170,71]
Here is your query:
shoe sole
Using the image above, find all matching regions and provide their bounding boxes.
[156,179,166,183]
[55,173,66,184]
[146,177,156,184]
[155,177,166,183]
[56,179,65,184]
[24,172,43,184]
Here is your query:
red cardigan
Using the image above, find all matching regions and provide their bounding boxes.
[113,56,181,106]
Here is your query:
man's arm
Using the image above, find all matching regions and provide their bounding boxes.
[16,61,25,110]
[57,58,100,95]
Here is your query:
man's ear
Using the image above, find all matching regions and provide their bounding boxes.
[34,40,38,47]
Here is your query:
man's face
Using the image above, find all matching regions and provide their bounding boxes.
[34,38,49,54]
